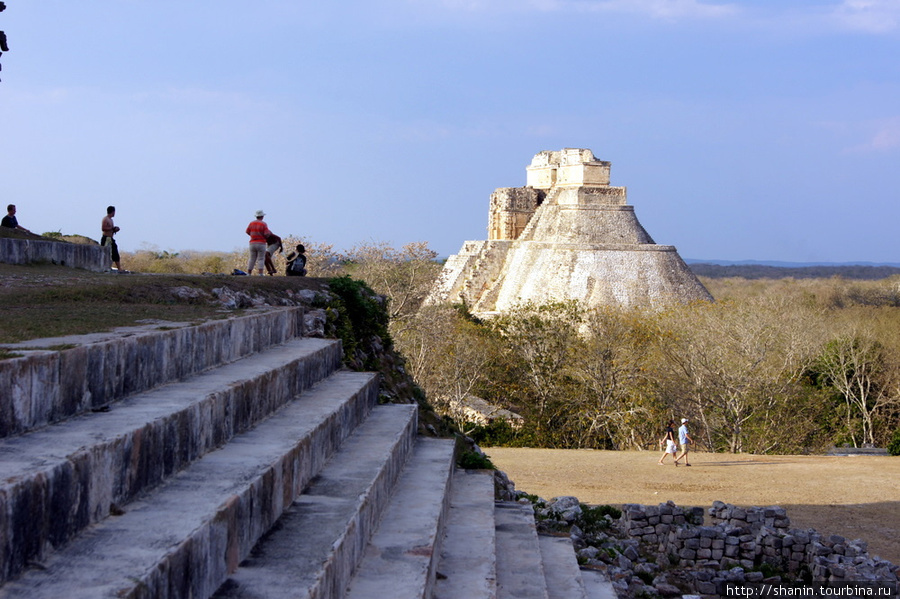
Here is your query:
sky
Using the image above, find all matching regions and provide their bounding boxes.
[1,0,899,263]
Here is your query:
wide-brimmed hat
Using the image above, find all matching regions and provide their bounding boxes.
[255,210,265,218]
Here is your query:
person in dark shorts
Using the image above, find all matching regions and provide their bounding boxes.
[101,205,123,271]
[264,233,283,276]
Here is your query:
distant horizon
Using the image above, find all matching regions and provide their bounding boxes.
[684,258,900,268]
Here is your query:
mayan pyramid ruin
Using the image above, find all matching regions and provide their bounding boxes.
[426,148,713,315]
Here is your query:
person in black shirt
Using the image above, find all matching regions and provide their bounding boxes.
[1,204,33,234]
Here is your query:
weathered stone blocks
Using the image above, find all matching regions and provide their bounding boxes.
[0,238,111,272]
[0,334,342,584]
[0,308,305,438]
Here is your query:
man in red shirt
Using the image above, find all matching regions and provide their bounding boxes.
[245,210,271,275]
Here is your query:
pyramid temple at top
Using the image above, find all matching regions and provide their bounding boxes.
[426,148,713,315]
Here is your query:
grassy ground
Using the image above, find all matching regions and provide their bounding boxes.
[0,263,327,344]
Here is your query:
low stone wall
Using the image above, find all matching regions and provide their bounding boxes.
[620,501,897,587]
[0,308,306,438]
[0,238,111,272]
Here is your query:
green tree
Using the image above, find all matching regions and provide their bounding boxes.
[489,301,584,445]
[343,241,441,327]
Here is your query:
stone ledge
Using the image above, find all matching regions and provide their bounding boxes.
[0,238,111,272]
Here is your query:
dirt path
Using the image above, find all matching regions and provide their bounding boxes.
[485,448,900,566]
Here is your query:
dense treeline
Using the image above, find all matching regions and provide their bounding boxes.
[389,264,900,454]
[115,240,900,453]
[689,263,900,281]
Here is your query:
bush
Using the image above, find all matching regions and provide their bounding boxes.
[574,504,622,535]
[456,449,494,470]
[888,428,900,456]
[322,276,392,368]
[464,419,523,447]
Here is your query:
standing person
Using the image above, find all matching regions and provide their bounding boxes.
[658,420,678,466]
[674,418,693,467]
[101,205,123,272]
[264,232,283,276]
[285,244,307,277]
[245,210,271,276]
[2,204,33,234]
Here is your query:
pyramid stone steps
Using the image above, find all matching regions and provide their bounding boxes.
[0,307,307,438]
[580,568,619,599]
[344,437,455,599]
[538,534,588,599]
[0,336,341,584]
[494,501,549,599]
[432,469,497,599]
[0,371,379,599]
[213,403,420,599]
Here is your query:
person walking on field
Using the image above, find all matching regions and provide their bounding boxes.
[245,210,271,276]
[674,418,693,466]
[658,420,678,466]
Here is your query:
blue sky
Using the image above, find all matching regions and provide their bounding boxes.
[1,0,898,263]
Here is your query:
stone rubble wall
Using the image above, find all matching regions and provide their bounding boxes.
[0,308,307,438]
[619,501,898,586]
[0,238,111,272]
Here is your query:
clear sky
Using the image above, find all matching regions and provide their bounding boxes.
[1,1,898,263]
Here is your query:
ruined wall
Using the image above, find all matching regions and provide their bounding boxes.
[0,238,111,272]
[619,501,898,588]
[488,187,544,241]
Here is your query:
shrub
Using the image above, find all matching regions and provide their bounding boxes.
[456,449,494,470]
[888,428,900,456]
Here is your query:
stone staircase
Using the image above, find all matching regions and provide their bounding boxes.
[0,307,616,599]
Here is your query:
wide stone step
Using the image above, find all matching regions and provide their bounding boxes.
[343,438,455,599]
[213,404,423,599]
[538,534,587,599]
[494,501,549,599]
[0,371,379,599]
[580,568,618,599]
[0,307,308,438]
[433,469,497,599]
[0,337,342,585]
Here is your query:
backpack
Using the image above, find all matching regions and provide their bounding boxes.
[286,253,307,276]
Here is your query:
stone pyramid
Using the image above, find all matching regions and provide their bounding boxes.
[427,148,712,315]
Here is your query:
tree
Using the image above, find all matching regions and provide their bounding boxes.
[343,241,441,327]
[569,307,664,449]
[488,301,584,445]
[392,304,496,415]
[812,330,894,447]
[656,294,824,453]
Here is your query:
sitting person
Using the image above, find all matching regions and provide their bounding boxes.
[285,244,307,277]
[2,204,34,234]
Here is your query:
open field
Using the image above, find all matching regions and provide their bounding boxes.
[485,448,900,566]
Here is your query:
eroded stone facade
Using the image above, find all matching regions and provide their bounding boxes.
[427,149,712,315]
